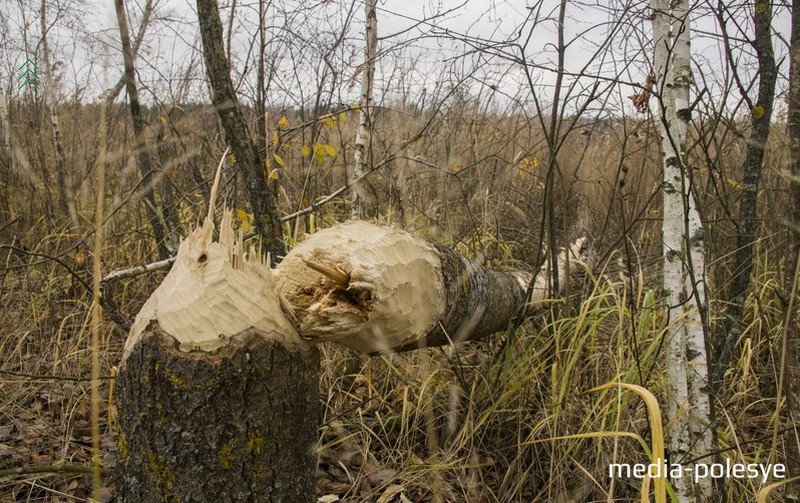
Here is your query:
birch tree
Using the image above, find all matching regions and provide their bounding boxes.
[0,86,10,174]
[651,1,715,500]
[351,0,377,220]
[40,0,79,231]
[0,87,9,216]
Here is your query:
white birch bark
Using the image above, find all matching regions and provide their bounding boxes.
[652,1,714,500]
[0,87,11,172]
[40,0,80,230]
[351,0,377,220]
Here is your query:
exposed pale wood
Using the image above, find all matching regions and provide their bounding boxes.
[275,221,585,353]
[123,212,305,361]
[275,221,443,353]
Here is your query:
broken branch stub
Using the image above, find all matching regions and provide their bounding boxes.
[117,211,318,502]
[274,221,586,353]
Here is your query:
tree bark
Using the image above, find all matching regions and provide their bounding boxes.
[274,221,585,353]
[102,0,154,105]
[0,86,11,214]
[115,0,171,259]
[731,0,777,296]
[351,0,377,220]
[725,0,777,372]
[784,0,800,497]
[652,1,715,501]
[116,213,319,502]
[40,0,79,232]
[196,0,285,260]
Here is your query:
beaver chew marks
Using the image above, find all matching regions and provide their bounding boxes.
[274,221,444,353]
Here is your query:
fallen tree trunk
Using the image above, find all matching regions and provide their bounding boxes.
[116,212,319,502]
[275,221,585,353]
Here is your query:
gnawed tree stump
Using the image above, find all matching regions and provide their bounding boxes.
[116,213,319,502]
[275,221,585,353]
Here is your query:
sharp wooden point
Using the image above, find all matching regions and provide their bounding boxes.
[301,257,350,285]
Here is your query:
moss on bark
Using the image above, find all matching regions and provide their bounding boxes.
[117,322,319,502]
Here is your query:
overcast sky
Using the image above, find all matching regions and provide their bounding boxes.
[1,0,793,117]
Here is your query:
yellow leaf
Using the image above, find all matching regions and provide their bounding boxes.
[727,178,743,190]
[273,153,285,167]
[272,130,279,147]
[520,156,539,171]
[301,144,311,158]
[314,144,325,165]
[277,116,289,129]
[236,209,253,233]
[268,168,280,181]
[752,105,765,120]
[228,155,237,165]
[338,111,348,124]
[323,144,336,157]
[322,115,337,128]
[265,156,272,171]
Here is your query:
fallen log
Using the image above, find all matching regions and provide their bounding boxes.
[275,221,586,353]
[116,211,319,502]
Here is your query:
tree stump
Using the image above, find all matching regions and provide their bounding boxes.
[116,213,319,502]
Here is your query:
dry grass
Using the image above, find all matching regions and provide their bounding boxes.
[0,96,796,502]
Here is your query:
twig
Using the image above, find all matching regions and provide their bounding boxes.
[101,256,176,283]
[0,464,112,479]
[0,370,114,382]
[0,216,19,234]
